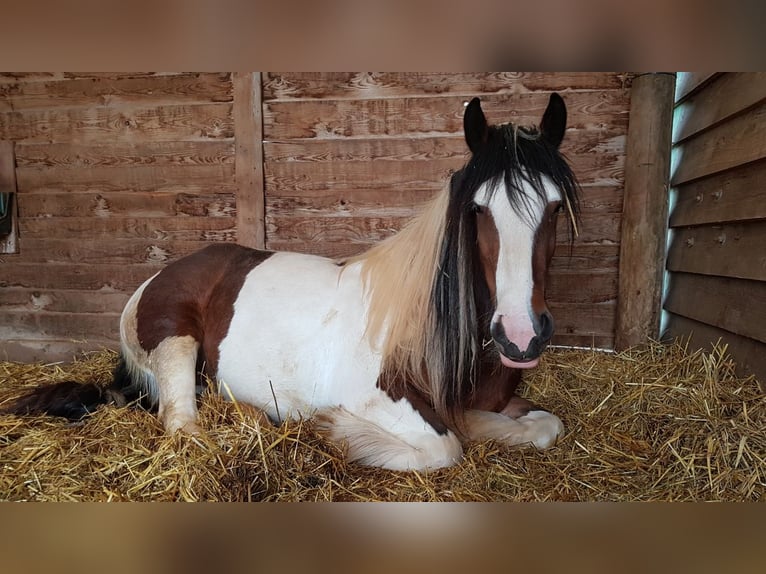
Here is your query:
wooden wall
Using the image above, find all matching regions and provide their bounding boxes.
[1,72,632,362]
[262,72,632,349]
[663,72,766,385]
[0,72,237,361]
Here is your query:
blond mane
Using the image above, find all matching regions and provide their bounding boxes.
[343,185,451,394]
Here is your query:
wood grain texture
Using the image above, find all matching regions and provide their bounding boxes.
[673,72,766,143]
[263,72,632,101]
[670,159,766,227]
[0,103,234,143]
[664,272,766,343]
[671,100,766,185]
[0,73,232,113]
[16,164,236,194]
[615,73,675,349]
[15,140,235,168]
[19,192,236,219]
[233,72,265,248]
[666,221,766,281]
[263,91,629,140]
[0,288,130,314]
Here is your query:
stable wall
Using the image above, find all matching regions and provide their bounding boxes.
[663,72,766,385]
[0,72,632,362]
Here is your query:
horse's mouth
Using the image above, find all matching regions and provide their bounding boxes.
[499,353,540,369]
[490,320,550,369]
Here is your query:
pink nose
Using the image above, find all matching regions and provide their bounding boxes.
[491,311,555,369]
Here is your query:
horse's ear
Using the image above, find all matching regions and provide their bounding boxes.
[540,93,567,149]
[464,97,488,153]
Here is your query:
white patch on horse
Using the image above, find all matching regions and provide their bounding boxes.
[474,177,561,362]
[464,408,564,450]
[149,335,201,435]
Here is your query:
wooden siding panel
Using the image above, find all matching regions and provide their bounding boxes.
[670,159,766,227]
[0,73,232,113]
[15,141,235,168]
[664,273,766,343]
[16,164,236,194]
[671,100,766,185]
[674,73,720,103]
[19,192,236,219]
[673,72,766,143]
[0,103,234,143]
[666,221,766,281]
[263,91,629,140]
[264,72,631,101]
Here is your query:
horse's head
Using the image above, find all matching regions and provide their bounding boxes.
[455,94,579,369]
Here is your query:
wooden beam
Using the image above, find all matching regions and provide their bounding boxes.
[615,73,676,350]
[233,72,265,249]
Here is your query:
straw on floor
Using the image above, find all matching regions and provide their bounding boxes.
[0,340,763,501]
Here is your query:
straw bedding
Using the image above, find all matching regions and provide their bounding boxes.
[0,340,763,501]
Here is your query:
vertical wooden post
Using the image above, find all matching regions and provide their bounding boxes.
[233,72,266,249]
[615,72,676,350]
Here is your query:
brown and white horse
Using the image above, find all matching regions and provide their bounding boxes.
[6,94,580,471]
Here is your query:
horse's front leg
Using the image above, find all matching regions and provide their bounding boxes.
[464,398,564,450]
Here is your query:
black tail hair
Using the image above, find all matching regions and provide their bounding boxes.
[1,355,151,421]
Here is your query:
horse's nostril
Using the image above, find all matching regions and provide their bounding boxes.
[538,311,555,340]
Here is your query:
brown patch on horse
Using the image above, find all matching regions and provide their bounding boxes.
[136,244,273,377]
[531,201,561,315]
[476,206,500,301]
[376,368,449,435]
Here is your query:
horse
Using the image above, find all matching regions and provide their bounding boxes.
[5,94,580,471]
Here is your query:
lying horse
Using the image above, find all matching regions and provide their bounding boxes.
[7,94,580,471]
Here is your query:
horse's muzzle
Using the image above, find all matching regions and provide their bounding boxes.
[490,311,555,365]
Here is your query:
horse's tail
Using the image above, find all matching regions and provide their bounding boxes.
[1,355,153,421]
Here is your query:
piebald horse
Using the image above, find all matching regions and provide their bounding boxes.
[6,94,580,471]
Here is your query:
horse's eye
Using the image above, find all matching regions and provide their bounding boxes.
[471,203,485,215]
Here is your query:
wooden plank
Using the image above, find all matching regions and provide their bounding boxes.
[263,72,631,101]
[615,73,676,350]
[0,73,233,113]
[263,91,630,140]
[264,129,626,163]
[233,72,265,249]
[19,216,236,242]
[663,313,765,388]
[0,310,120,341]
[664,272,766,344]
[266,184,623,217]
[16,163,236,194]
[16,238,216,265]
[547,301,617,339]
[674,73,720,103]
[673,73,766,143]
[0,288,129,314]
[0,103,234,143]
[670,158,766,227]
[1,263,161,291]
[666,221,766,281]
[671,100,766,185]
[0,339,119,364]
[19,191,236,219]
[15,140,234,168]
[265,213,621,248]
[265,151,624,191]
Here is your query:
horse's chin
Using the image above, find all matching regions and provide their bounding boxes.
[499,354,540,369]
